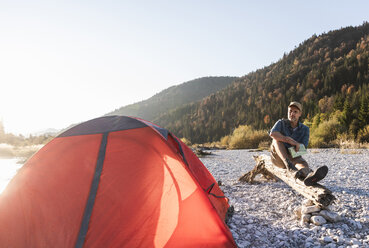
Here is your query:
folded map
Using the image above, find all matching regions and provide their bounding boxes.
[288,144,307,158]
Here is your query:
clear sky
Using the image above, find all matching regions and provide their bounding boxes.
[1,1,368,135]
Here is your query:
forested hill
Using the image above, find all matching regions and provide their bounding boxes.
[154,22,369,144]
[106,76,237,120]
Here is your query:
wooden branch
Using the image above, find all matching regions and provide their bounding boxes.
[239,154,335,207]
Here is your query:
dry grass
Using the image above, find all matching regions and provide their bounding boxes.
[337,139,369,154]
[339,149,362,154]
[257,141,271,151]
[309,149,321,154]
[192,142,226,150]
[338,139,369,148]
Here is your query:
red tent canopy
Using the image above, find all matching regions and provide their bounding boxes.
[0,116,236,247]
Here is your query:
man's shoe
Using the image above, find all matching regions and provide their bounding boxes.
[303,166,328,186]
[294,168,311,181]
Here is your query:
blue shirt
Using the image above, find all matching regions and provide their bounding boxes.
[269,119,310,148]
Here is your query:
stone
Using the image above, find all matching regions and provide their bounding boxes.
[301,214,311,223]
[319,210,342,222]
[341,224,349,230]
[345,238,352,245]
[304,242,312,248]
[325,243,336,248]
[239,241,250,247]
[302,205,321,214]
[351,238,361,246]
[294,206,302,219]
[323,236,333,243]
[310,215,327,226]
[276,234,286,240]
[231,231,239,239]
[311,225,321,232]
[334,235,344,244]
[299,219,309,228]
[305,237,314,243]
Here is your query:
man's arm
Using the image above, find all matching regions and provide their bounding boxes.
[270,131,301,151]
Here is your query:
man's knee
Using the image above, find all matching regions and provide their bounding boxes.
[270,141,287,169]
[271,139,280,147]
[272,139,288,154]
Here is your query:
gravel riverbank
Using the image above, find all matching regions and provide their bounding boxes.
[200,149,369,248]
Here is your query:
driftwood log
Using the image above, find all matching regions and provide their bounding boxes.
[194,148,212,156]
[239,154,335,207]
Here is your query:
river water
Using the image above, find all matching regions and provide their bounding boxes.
[0,159,23,193]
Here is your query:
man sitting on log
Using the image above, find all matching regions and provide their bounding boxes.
[269,101,328,186]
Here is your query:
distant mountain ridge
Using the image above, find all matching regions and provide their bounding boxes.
[105,23,369,144]
[107,76,238,120]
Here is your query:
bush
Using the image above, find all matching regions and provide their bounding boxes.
[220,135,230,147]
[180,137,192,146]
[225,125,270,149]
[309,136,326,148]
[310,118,343,148]
[357,125,369,143]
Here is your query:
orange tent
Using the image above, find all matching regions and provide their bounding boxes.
[0,116,236,248]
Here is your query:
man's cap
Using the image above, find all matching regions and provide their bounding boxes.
[289,101,302,112]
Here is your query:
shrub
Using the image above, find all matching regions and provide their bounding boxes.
[227,125,269,149]
[310,118,343,148]
[357,125,369,143]
[309,136,326,148]
[220,135,230,147]
[180,137,192,146]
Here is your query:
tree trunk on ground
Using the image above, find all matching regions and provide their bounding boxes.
[239,154,335,207]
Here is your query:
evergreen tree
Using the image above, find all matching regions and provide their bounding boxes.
[340,97,353,130]
[358,96,369,128]
[333,95,344,111]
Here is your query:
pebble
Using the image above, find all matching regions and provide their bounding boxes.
[319,210,341,222]
[200,149,369,248]
[310,215,327,225]
[302,205,321,214]
[323,236,333,243]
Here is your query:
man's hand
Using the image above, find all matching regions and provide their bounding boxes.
[294,143,300,152]
[287,137,300,151]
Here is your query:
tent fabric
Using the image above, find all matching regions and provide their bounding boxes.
[0,116,236,248]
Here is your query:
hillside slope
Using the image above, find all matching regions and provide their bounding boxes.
[107,76,237,120]
[154,23,369,143]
